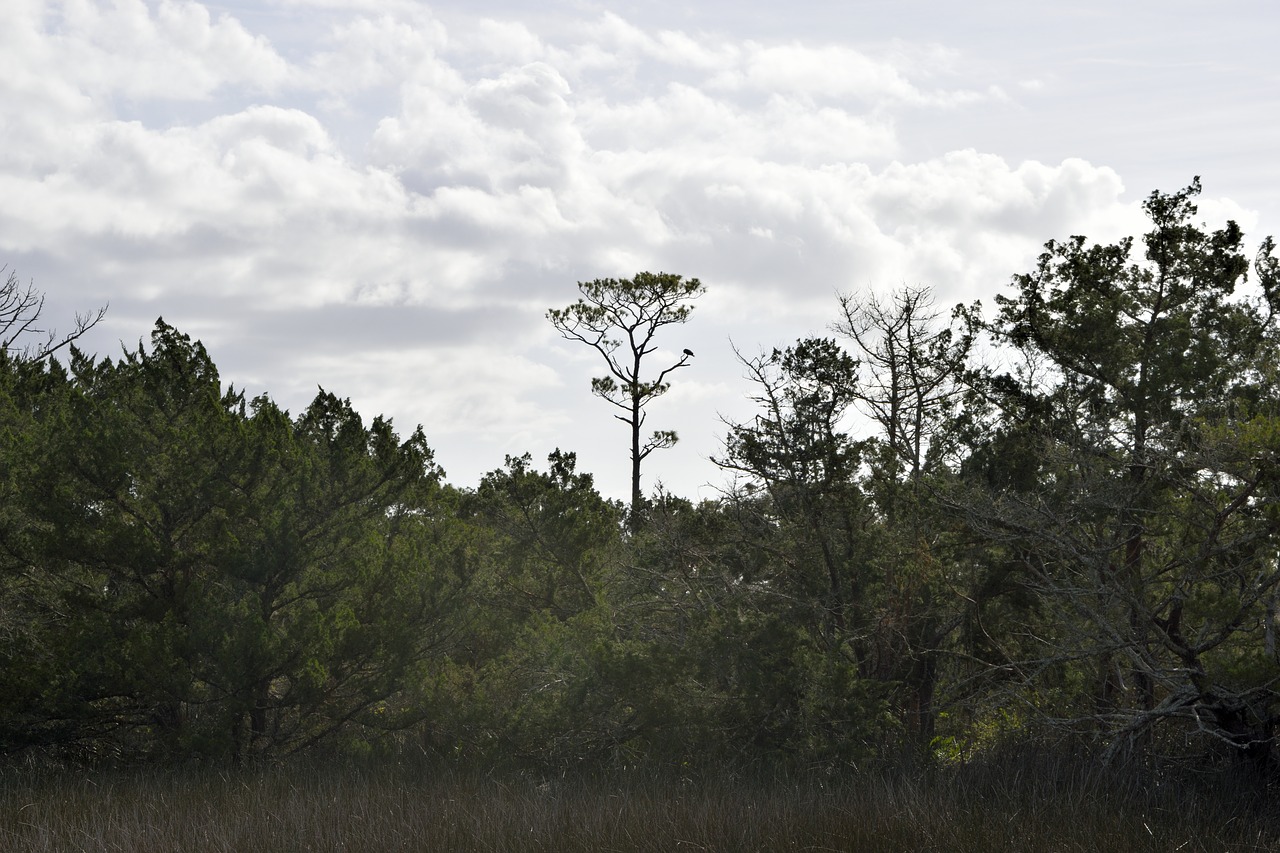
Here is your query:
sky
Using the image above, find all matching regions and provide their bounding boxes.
[3,0,1278,502]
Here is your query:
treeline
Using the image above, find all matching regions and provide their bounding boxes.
[4,180,1280,774]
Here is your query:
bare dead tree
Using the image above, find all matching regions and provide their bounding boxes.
[833,286,973,490]
[1,267,107,361]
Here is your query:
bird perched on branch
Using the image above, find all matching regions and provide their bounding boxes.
[683,348,695,357]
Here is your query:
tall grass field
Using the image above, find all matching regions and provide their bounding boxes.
[2,752,1277,852]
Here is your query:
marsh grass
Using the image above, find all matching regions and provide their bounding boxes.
[1,751,1276,852]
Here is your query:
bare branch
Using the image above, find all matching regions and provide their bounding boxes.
[1,267,108,361]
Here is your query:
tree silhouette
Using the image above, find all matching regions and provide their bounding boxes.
[548,271,704,521]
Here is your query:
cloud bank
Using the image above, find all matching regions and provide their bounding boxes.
[3,0,1259,499]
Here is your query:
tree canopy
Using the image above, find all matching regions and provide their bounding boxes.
[5,181,1280,777]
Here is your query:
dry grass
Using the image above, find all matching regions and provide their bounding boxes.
[1,753,1276,852]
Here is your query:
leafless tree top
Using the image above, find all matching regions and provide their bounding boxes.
[1,267,107,361]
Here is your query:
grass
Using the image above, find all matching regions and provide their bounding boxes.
[1,751,1277,852]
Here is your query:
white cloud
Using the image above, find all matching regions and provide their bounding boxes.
[467,18,546,67]
[42,0,290,101]
[717,42,919,102]
[566,12,738,75]
[369,61,585,194]
[578,85,897,164]
[305,10,449,97]
[282,343,569,451]
[2,1,1268,499]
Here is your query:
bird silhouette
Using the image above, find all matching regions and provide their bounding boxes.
[683,348,695,357]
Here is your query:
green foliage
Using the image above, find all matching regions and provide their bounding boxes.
[436,451,631,767]
[966,178,1280,766]
[6,179,1280,775]
[0,321,460,761]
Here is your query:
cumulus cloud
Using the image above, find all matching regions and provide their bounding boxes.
[27,0,289,102]
[2,0,1259,498]
[304,8,450,102]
